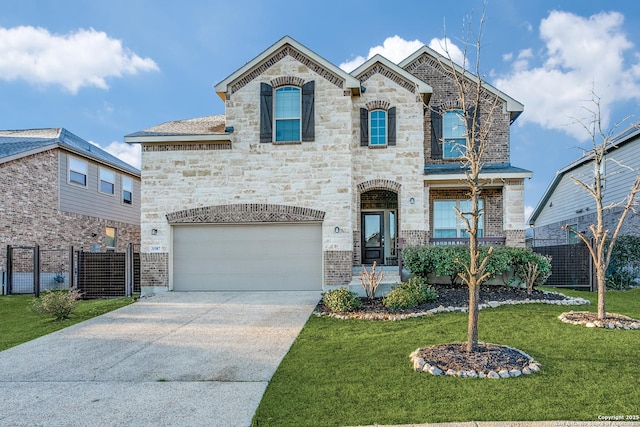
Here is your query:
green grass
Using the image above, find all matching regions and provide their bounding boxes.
[253,288,640,426]
[0,294,136,352]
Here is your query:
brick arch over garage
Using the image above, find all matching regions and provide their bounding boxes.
[355,179,402,266]
[166,203,326,224]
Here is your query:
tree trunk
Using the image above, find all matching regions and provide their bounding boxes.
[466,281,480,352]
[597,263,606,319]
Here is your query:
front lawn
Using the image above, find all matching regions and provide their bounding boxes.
[0,294,136,351]
[253,287,640,426]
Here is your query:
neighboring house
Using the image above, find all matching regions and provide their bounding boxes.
[0,128,141,269]
[529,123,640,245]
[125,36,531,292]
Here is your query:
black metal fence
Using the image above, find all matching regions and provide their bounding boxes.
[4,244,139,298]
[530,240,594,291]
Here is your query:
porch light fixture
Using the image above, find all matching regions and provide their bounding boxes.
[334,226,340,233]
[151,228,158,235]
[409,197,415,204]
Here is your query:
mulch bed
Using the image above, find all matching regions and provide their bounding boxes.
[416,342,534,374]
[315,284,567,317]
[559,311,640,329]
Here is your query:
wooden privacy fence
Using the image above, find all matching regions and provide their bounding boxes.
[4,244,139,298]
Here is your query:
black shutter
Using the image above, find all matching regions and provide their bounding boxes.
[301,81,315,142]
[360,108,369,146]
[387,107,396,146]
[260,83,273,143]
[430,109,443,159]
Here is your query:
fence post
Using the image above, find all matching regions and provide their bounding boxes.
[6,245,12,295]
[125,243,133,297]
[34,244,40,298]
[69,246,75,289]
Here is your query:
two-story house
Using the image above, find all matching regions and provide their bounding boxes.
[528,123,640,244]
[125,36,531,292]
[0,128,141,270]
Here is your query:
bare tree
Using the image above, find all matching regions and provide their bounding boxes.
[433,4,503,352]
[563,91,640,320]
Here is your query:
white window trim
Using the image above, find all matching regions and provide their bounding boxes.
[442,110,467,159]
[433,199,484,238]
[369,109,387,147]
[68,156,88,187]
[122,176,133,205]
[99,167,116,195]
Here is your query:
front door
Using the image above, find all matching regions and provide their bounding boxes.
[362,212,384,265]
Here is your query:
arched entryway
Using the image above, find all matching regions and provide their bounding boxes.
[359,189,399,266]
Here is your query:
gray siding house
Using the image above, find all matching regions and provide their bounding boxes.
[0,128,141,268]
[529,123,640,244]
[125,36,531,292]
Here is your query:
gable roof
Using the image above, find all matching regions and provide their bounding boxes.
[214,35,362,101]
[399,45,524,123]
[0,128,140,176]
[351,54,433,104]
[528,122,640,225]
[124,115,228,143]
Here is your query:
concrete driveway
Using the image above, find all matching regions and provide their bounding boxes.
[0,291,321,427]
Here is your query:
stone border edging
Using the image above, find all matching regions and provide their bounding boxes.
[559,311,640,329]
[409,343,541,379]
[315,290,591,321]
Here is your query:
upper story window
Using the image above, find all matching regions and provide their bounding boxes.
[122,176,133,205]
[274,86,301,142]
[443,110,467,158]
[260,80,315,143]
[99,168,115,195]
[369,110,387,146]
[360,106,396,147]
[433,199,484,238]
[69,156,88,186]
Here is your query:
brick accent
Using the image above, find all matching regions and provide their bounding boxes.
[140,252,169,287]
[358,63,419,95]
[142,143,231,152]
[357,179,402,193]
[400,230,428,247]
[229,45,345,95]
[365,100,391,111]
[504,229,526,248]
[324,250,352,286]
[166,204,325,224]
[270,76,305,88]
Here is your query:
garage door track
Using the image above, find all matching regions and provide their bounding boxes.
[0,291,321,427]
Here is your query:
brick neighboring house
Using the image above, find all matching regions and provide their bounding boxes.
[0,128,141,269]
[528,123,640,245]
[125,36,531,292]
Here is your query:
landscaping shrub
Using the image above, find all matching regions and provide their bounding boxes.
[30,289,82,321]
[383,277,438,310]
[402,245,552,289]
[606,235,640,289]
[322,288,362,313]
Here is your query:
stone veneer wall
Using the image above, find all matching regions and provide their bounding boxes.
[0,149,140,268]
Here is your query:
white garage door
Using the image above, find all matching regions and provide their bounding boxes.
[172,223,323,291]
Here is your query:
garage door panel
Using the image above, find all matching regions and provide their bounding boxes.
[173,223,322,291]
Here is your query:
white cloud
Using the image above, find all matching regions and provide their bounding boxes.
[427,37,468,69]
[524,205,534,223]
[91,140,141,169]
[340,35,424,72]
[0,26,159,93]
[495,10,640,140]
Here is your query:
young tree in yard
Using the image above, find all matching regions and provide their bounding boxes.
[433,7,503,352]
[563,92,640,320]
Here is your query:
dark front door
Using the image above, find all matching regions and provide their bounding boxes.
[362,212,384,265]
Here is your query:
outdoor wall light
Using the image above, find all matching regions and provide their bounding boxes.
[151,228,158,235]
[409,197,415,204]
[334,226,340,233]
[91,232,97,237]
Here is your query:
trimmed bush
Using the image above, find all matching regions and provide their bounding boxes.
[383,277,438,310]
[606,235,640,289]
[322,288,362,313]
[30,289,82,321]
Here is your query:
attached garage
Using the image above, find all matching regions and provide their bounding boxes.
[172,223,323,291]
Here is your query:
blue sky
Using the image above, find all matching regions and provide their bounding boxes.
[2,0,640,221]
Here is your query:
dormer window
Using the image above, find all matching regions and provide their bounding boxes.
[260,81,315,143]
[360,106,396,147]
[369,110,387,146]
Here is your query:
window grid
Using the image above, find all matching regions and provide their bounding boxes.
[274,86,301,142]
[443,110,466,158]
[370,110,387,146]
